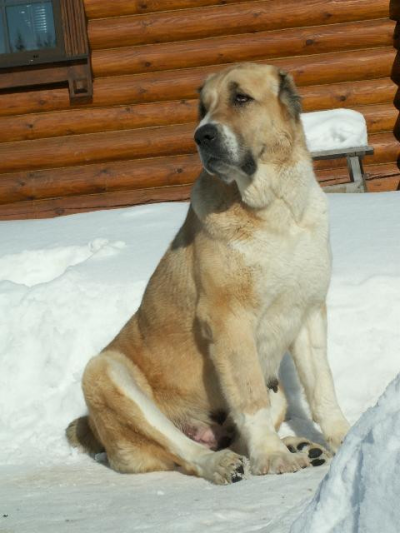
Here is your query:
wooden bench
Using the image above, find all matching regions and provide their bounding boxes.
[312,146,374,193]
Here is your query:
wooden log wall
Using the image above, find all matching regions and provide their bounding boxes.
[0,0,398,219]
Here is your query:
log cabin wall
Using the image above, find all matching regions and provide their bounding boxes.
[0,0,398,219]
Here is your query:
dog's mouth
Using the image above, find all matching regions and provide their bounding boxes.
[200,151,257,182]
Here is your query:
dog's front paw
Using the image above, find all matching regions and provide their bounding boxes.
[198,449,250,485]
[251,450,309,475]
[283,436,331,467]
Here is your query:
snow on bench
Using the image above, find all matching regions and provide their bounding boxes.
[301,109,374,192]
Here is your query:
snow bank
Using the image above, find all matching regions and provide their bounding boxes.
[291,373,400,533]
[302,109,368,152]
[1,192,400,533]
[1,193,399,468]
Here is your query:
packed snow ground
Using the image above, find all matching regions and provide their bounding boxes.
[1,192,399,532]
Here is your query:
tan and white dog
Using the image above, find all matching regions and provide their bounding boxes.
[67,63,350,484]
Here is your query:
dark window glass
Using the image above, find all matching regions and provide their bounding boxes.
[5,1,56,53]
[0,14,6,54]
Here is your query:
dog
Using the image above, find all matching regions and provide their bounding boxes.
[67,63,350,484]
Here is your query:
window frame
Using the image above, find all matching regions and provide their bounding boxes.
[0,0,92,104]
[0,0,67,68]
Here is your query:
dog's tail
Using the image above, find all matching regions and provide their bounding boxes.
[66,416,104,455]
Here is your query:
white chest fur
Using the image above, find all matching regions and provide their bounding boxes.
[230,189,331,377]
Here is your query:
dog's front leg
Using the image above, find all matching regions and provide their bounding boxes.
[203,310,310,475]
[290,305,350,453]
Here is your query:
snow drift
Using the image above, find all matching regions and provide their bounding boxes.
[1,192,400,533]
[291,373,400,533]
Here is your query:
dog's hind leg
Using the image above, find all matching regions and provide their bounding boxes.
[82,351,249,484]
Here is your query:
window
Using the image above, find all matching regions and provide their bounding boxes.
[0,0,65,67]
[0,0,92,104]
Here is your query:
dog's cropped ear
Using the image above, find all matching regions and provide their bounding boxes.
[278,70,302,120]
[197,85,207,120]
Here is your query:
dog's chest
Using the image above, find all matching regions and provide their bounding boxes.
[230,220,330,312]
[228,219,330,373]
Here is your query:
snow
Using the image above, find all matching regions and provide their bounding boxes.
[302,109,368,152]
[1,192,400,532]
[291,374,400,533]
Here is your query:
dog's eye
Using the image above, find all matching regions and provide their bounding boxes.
[234,93,253,105]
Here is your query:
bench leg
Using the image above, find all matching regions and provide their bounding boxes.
[346,155,367,192]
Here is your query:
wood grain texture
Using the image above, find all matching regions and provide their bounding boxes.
[0,100,197,143]
[61,0,90,56]
[0,0,397,217]
[300,78,396,112]
[1,130,398,203]
[0,99,395,144]
[0,185,193,220]
[84,0,252,19]
[0,123,197,174]
[0,50,395,118]
[0,154,200,203]
[1,124,398,175]
[88,0,389,49]
[1,170,398,220]
[92,19,394,77]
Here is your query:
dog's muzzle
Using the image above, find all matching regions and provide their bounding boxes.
[194,124,220,153]
[194,123,256,179]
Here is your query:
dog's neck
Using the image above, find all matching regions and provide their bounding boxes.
[236,154,316,223]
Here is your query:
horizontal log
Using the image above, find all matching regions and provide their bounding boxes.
[318,173,400,191]
[84,0,250,19]
[0,49,395,118]
[0,185,192,220]
[365,162,400,180]
[1,129,398,205]
[316,162,400,191]
[1,168,398,221]
[88,0,389,49]
[355,103,397,134]
[0,154,201,204]
[367,175,400,191]
[3,154,399,206]
[0,107,397,175]
[0,95,395,144]
[92,19,394,77]
[315,161,400,183]
[0,100,197,143]
[301,78,396,112]
[0,123,197,174]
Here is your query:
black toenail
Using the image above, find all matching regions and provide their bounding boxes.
[311,458,325,467]
[308,448,323,459]
[236,464,244,475]
[231,470,244,483]
[287,445,296,453]
[297,442,309,451]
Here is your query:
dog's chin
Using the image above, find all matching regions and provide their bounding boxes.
[200,152,258,184]
[202,158,233,183]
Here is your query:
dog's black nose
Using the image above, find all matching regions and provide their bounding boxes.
[194,124,218,147]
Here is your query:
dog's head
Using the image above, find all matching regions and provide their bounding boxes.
[194,63,302,183]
